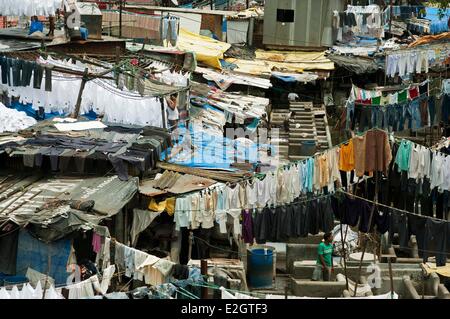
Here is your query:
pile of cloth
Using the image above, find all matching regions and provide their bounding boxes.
[0,102,36,133]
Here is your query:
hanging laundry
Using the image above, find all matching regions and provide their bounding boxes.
[364,130,392,175]
[339,140,355,172]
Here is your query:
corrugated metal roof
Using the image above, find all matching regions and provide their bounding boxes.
[0,175,139,226]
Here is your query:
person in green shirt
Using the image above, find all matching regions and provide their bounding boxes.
[312,232,334,281]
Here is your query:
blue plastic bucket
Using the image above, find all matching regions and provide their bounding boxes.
[247,247,274,289]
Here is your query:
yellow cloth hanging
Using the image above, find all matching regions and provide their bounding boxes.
[148,197,176,216]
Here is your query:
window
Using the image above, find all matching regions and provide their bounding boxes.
[277,9,295,23]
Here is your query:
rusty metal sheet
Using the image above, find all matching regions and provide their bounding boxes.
[139,171,217,196]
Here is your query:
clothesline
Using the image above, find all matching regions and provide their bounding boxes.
[169,127,378,203]
[171,127,450,237]
[392,136,450,163]
[0,269,196,300]
[0,269,125,291]
[383,43,450,56]
[169,192,335,212]
[279,128,381,167]
[337,189,447,223]
[352,89,440,107]
[189,281,267,298]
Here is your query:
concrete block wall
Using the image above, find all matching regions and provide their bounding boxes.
[290,278,347,297]
[286,243,322,274]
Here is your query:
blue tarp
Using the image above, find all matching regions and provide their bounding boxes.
[0,273,28,286]
[220,59,238,70]
[16,230,71,285]
[161,103,272,169]
[272,74,297,83]
[425,7,450,34]
[10,101,98,121]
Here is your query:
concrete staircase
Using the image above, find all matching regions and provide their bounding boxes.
[269,109,290,160]
[270,102,333,162]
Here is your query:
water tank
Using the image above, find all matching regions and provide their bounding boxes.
[67,2,103,40]
[247,246,275,288]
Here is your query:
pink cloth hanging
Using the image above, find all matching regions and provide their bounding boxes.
[92,233,102,254]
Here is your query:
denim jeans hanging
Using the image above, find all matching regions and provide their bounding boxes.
[442,94,450,124]
[0,56,8,85]
[169,17,178,46]
[33,64,44,89]
[161,17,169,42]
[11,59,21,87]
[371,107,387,129]
[428,96,436,125]
[402,102,413,130]
[346,101,355,130]
[410,99,422,130]
[358,106,372,132]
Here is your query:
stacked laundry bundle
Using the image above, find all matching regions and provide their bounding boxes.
[346,81,438,132]
[0,102,36,133]
[190,89,269,124]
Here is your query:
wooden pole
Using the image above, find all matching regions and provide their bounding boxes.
[42,247,52,299]
[201,260,208,299]
[389,0,393,36]
[188,231,193,261]
[115,46,121,86]
[339,222,349,291]
[72,68,89,119]
[353,171,379,297]
[160,97,167,130]
[388,257,394,299]
[119,0,123,38]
